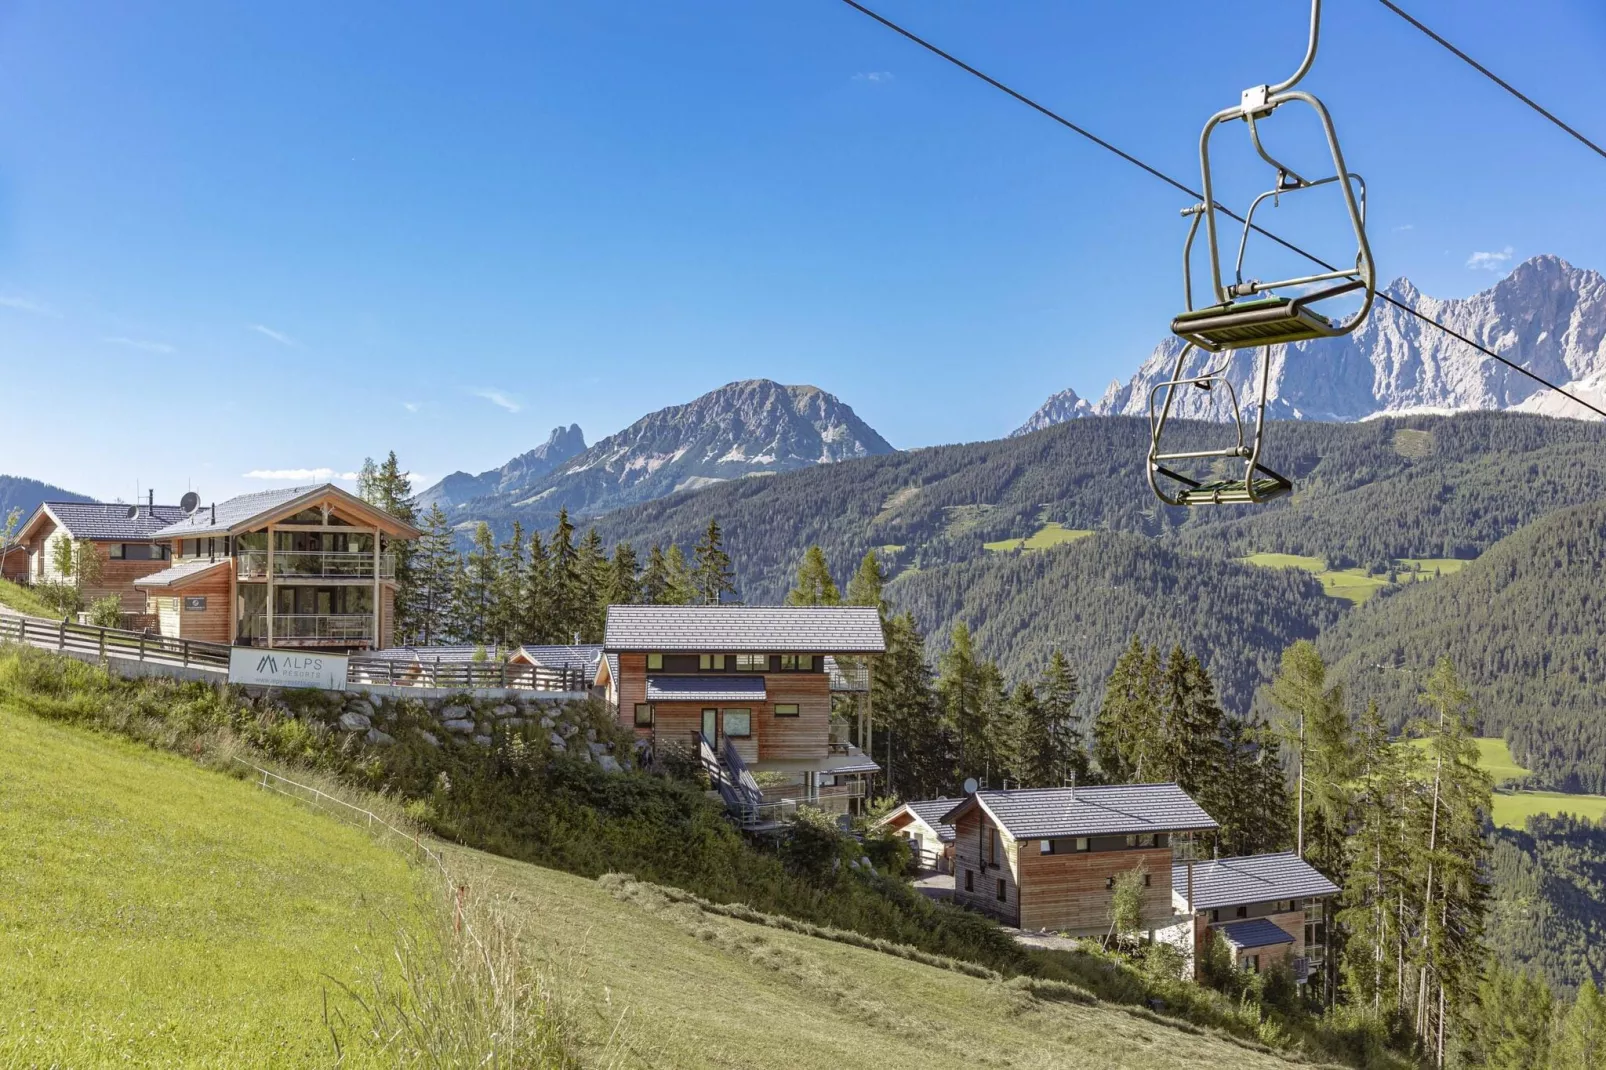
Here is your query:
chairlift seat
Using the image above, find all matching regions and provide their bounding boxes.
[1173,476,1293,506]
[1171,295,1334,351]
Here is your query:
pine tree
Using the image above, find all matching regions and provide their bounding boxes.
[664,544,695,604]
[1154,648,1225,796]
[691,519,737,605]
[1461,963,1555,1070]
[547,508,581,641]
[786,545,840,606]
[872,612,950,799]
[1338,700,1409,1014]
[574,527,609,642]
[608,541,642,606]
[413,504,458,645]
[1093,637,1162,782]
[641,545,673,605]
[844,550,886,614]
[520,530,553,644]
[1019,651,1088,788]
[1554,979,1606,1070]
[490,521,526,645]
[357,452,420,640]
[1269,640,1350,865]
[455,522,499,643]
[1206,712,1292,856]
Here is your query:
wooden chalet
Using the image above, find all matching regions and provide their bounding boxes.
[130,484,420,651]
[599,605,884,812]
[873,798,959,873]
[1166,852,1339,983]
[942,784,1219,937]
[12,495,188,615]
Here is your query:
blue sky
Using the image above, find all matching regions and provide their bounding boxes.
[2,0,1603,502]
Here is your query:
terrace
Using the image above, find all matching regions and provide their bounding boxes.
[235,549,396,581]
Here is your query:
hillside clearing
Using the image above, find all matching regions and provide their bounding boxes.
[984,522,1095,553]
[0,578,52,617]
[1243,553,1467,604]
[450,848,1314,1070]
[0,705,428,1067]
[1404,737,1606,829]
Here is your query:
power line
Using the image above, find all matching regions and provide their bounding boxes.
[1374,0,1606,165]
[835,0,1606,421]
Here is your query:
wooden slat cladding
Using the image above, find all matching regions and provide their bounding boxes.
[1017,844,1175,935]
[951,809,1022,926]
[616,654,833,763]
[170,567,233,644]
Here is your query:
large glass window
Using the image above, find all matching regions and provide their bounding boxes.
[774,703,799,717]
[735,654,768,672]
[699,654,726,670]
[722,709,752,737]
[778,655,815,670]
[634,704,654,727]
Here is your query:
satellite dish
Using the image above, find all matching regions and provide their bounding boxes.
[962,777,979,796]
[180,491,201,514]
[125,505,139,520]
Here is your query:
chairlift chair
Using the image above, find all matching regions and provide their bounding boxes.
[1148,0,1376,507]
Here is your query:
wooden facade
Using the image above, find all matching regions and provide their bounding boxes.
[13,509,175,614]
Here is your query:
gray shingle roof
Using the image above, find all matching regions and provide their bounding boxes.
[901,798,960,843]
[516,644,604,672]
[132,558,231,588]
[1175,852,1340,911]
[604,605,886,654]
[646,675,766,702]
[944,784,1219,839]
[1216,918,1295,951]
[40,501,189,541]
[149,483,418,539]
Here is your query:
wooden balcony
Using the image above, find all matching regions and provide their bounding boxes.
[246,613,375,645]
[236,550,396,582]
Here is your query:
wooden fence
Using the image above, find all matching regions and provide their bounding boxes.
[0,612,230,672]
[343,656,590,693]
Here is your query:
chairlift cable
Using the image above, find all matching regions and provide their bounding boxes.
[834,0,1606,422]
[1374,0,1606,165]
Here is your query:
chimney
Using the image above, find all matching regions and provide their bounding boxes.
[147,489,154,515]
[1068,771,1076,802]
[210,502,216,525]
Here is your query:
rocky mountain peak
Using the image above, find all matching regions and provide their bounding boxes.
[1010,387,1094,437]
[1017,255,1606,431]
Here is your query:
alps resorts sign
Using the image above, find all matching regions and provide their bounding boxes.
[229,648,349,691]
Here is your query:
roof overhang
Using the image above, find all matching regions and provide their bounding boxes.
[132,558,232,590]
[153,484,422,540]
[14,505,59,544]
[645,675,767,703]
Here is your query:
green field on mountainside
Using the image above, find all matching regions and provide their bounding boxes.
[984,522,1095,553]
[1404,736,1606,829]
[1241,553,1468,604]
[454,851,1318,1070]
[0,706,427,1067]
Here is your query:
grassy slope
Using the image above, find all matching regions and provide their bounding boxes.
[984,522,1095,553]
[1242,553,1469,605]
[0,577,52,616]
[454,849,1311,1070]
[0,706,427,1067]
[1404,737,1606,829]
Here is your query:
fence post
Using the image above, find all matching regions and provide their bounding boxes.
[182,639,191,667]
[99,627,106,662]
[500,660,507,687]
[139,629,147,662]
[58,618,66,650]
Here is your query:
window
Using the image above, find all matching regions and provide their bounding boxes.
[964,869,974,892]
[1210,909,1220,923]
[646,654,663,670]
[1127,833,1157,848]
[1235,906,1248,919]
[773,703,799,717]
[986,825,998,865]
[633,703,654,727]
[1106,877,1115,891]
[1276,900,1295,913]
[109,544,125,559]
[1039,839,1054,855]
[735,654,768,671]
[699,654,726,670]
[778,655,816,670]
[1075,837,1089,852]
[1143,873,1152,887]
[996,879,1007,902]
[722,709,752,737]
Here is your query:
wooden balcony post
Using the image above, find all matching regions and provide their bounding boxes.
[266,524,276,649]
[371,525,381,650]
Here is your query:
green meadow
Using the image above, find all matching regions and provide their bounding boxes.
[1406,736,1606,829]
[1242,553,1469,604]
[984,522,1096,554]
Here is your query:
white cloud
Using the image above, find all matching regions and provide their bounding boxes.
[1393,224,1414,232]
[1466,246,1514,271]
[854,71,894,83]
[0,294,62,318]
[471,388,522,413]
[243,467,360,481]
[104,336,176,354]
[248,323,298,346]
[402,401,421,413]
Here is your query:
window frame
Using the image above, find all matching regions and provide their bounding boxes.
[646,653,664,670]
[964,869,974,893]
[633,703,654,728]
[996,878,1007,902]
[699,654,726,671]
[773,702,800,718]
[734,654,768,672]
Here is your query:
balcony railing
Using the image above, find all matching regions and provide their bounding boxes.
[236,550,396,581]
[248,614,375,642]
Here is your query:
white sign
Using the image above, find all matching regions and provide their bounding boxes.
[229,647,348,691]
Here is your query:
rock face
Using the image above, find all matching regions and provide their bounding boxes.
[1011,387,1095,436]
[418,424,588,512]
[1019,256,1606,430]
[424,379,896,521]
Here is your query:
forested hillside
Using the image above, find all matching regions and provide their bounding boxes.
[1488,814,1606,996]
[1318,502,1606,792]
[0,475,91,526]
[590,413,1606,604]
[886,533,1342,716]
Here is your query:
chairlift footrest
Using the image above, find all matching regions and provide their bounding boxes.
[1173,475,1292,506]
[1171,296,1334,350]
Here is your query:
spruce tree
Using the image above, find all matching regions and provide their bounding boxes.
[641,545,673,605]
[574,527,609,642]
[489,521,525,644]
[547,508,580,641]
[1019,652,1088,787]
[691,519,737,605]
[521,530,553,644]
[786,545,840,606]
[357,452,419,640]
[1554,980,1606,1070]
[1269,640,1351,869]
[664,544,695,604]
[844,550,886,614]
[1093,637,1163,782]
[872,612,950,799]
[455,522,499,643]
[608,541,642,606]
[413,503,458,645]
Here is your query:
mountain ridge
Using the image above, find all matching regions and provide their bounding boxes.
[1015,255,1606,434]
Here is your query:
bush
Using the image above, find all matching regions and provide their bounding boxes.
[88,595,124,628]
[33,581,81,617]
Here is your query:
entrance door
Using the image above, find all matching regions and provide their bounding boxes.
[701,708,718,744]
